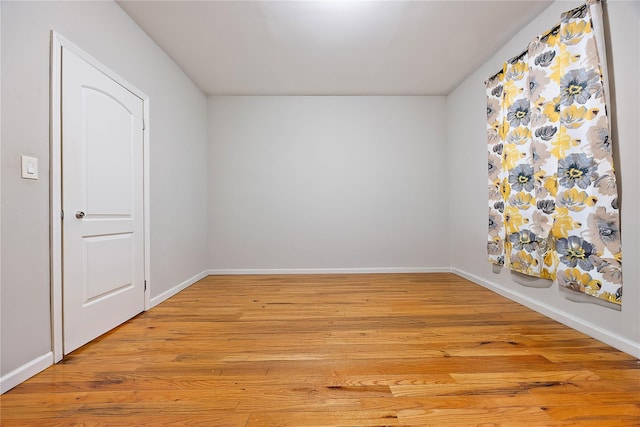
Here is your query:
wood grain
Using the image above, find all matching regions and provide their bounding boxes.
[1,273,638,426]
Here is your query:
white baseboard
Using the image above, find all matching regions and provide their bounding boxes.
[1,352,53,394]
[452,268,640,359]
[207,267,452,275]
[150,270,209,308]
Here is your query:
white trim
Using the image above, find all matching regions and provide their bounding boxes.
[0,352,53,394]
[150,270,209,308]
[50,32,63,363]
[50,32,150,362]
[143,93,151,311]
[452,268,640,359]
[207,267,451,275]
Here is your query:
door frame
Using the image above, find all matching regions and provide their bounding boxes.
[50,32,151,362]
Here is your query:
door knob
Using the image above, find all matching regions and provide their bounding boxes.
[75,211,85,219]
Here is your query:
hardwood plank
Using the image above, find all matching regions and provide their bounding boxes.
[246,407,554,426]
[1,273,638,426]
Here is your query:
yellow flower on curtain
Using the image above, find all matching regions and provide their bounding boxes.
[557,188,597,211]
[599,292,621,304]
[560,20,592,45]
[556,268,601,293]
[510,250,538,274]
[502,80,522,108]
[551,207,580,240]
[550,127,579,159]
[549,45,572,83]
[502,144,525,171]
[544,251,557,268]
[544,29,560,47]
[533,96,547,112]
[500,178,511,200]
[498,119,510,141]
[543,175,558,198]
[504,206,528,235]
[507,127,531,145]
[542,97,561,122]
[560,105,589,128]
[509,192,534,210]
[505,61,528,81]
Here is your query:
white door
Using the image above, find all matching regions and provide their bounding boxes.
[62,46,145,354]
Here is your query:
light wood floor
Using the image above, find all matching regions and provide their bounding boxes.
[1,273,639,426]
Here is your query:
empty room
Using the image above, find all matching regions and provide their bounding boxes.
[1,0,639,425]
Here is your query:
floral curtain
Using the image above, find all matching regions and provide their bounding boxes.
[486,0,622,306]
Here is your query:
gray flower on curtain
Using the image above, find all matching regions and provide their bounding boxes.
[488,154,501,181]
[560,68,599,105]
[537,200,556,214]
[489,210,503,238]
[534,125,558,141]
[529,69,550,100]
[487,241,504,258]
[491,85,503,97]
[587,116,610,159]
[586,207,621,255]
[591,255,622,285]
[487,129,499,145]
[534,50,556,67]
[558,153,598,189]
[530,211,550,236]
[509,230,538,252]
[489,184,501,201]
[508,164,535,192]
[487,97,500,122]
[557,268,601,293]
[507,99,531,127]
[594,174,618,196]
[531,141,551,168]
[557,236,595,270]
[562,4,588,22]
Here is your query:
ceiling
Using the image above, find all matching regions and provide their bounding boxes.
[117,0,553,96]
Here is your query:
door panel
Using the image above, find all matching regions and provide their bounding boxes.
[62,46,144,354]
[84,88,134,216]
[83,233,134,303]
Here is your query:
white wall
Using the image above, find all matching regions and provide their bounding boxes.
[208,96,449,272]
[1,0,208,380]
[446,0,640,356]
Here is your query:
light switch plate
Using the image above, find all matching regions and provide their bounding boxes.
[21,155,38,180]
